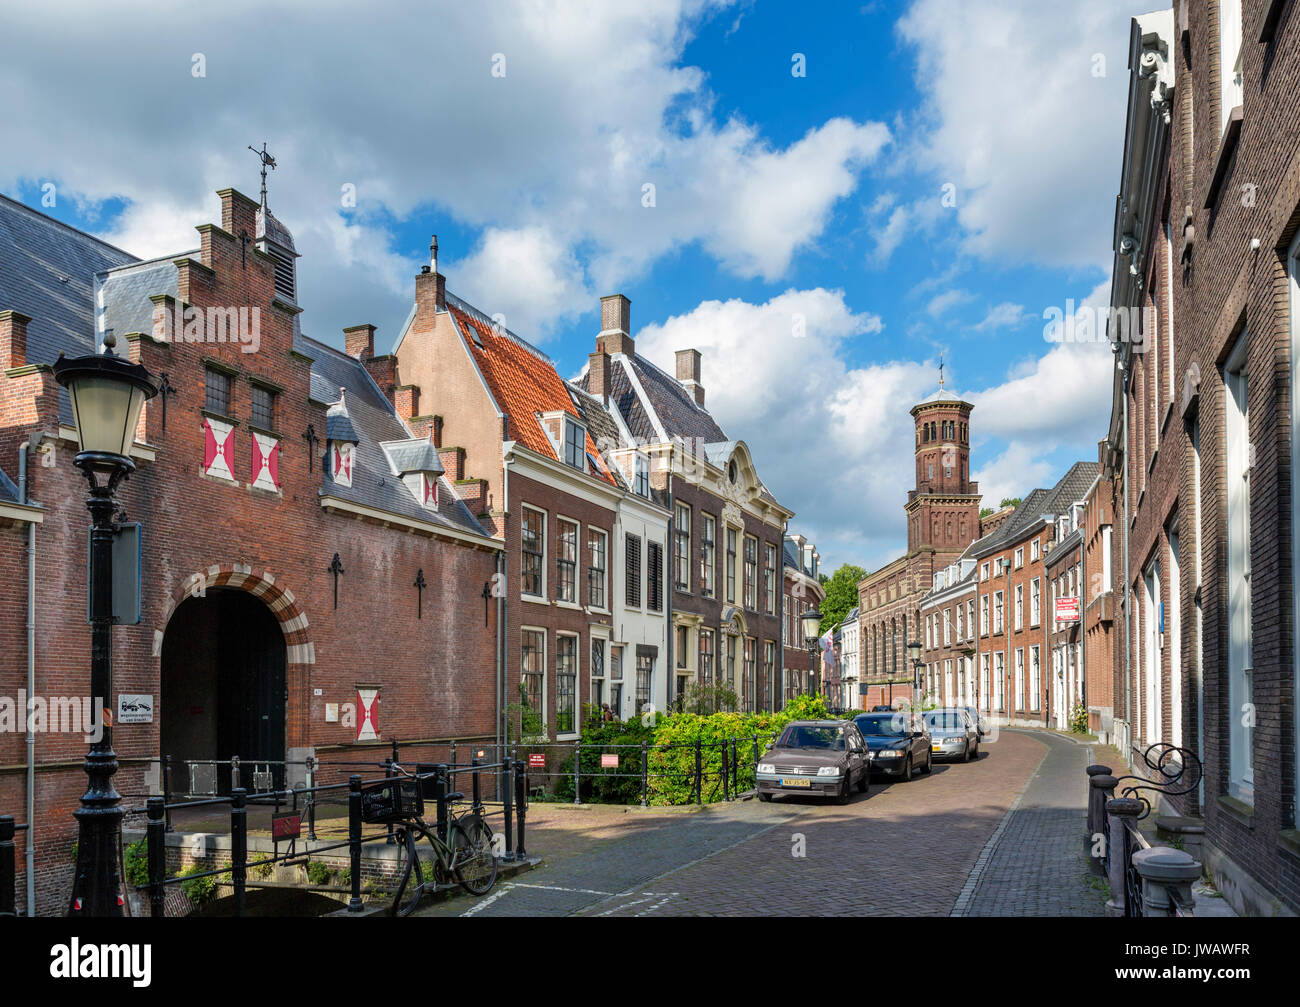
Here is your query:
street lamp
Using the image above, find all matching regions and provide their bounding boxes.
[907,639,923,706]
[53,334,159,917]
[801,606,822,698]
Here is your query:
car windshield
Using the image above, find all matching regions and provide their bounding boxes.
[854,714,908,737]
[777,725,846,750]
[926,711,966,730]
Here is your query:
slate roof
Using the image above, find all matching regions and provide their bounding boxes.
[447,293,615,485]
[300,332,489,537]
[970,461,1098,558]
[324,392,360,443]
[382,437,443,475]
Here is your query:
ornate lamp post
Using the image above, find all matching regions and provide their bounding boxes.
[53,334,159,916]
[907,639,923,707]
[801,606,822,698]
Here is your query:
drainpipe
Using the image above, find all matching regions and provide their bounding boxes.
[1121,363,1133,766]
[19,440,35,917]
[496,547,506,761]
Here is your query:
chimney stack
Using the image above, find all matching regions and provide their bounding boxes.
[675,347,705,407]
[0,310,32,370]
[595,293,634,357]
[344,323,376,360]
[394,384,420,419]
[416,235,446,317]
[430,234,438,273]
[588,350,611,400]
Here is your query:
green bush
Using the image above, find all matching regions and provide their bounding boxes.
[123,840,149,889]
[178,863,222,907]
[1069,702,1090,734]
[305,860,333,886]
[552,693,831,806]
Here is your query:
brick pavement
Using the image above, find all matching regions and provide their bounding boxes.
[419,729,1102,917]
[959,729,1105,917]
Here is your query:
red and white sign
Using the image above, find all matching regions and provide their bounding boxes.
[600,753,619,768]
[250,432,281,492]
[528,753,546,769]
[332,442,354,487]
[356,688,380,742]
[202,416,236,482]
[1055,597,1080,623]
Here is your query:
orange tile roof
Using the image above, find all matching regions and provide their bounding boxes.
[451,305,616,485]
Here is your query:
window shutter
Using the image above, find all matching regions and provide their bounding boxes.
[203,416,236,482]
[625,534,641,608]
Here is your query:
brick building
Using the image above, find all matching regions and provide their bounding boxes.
[392,254,671,739]
[0,189,502,915]
[782,533,825,703]
[575,300,793,712]
[858,383,985,709]
[1100,1,1300,915]
[1081,441,1118,741]
[919,558,978,709]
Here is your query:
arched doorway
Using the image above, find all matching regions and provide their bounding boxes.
[161,587,287,790]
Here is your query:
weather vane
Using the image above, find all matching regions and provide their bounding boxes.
[939,353,944,389]
[248,142,277,208]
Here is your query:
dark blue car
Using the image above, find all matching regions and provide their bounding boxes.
[852,711,932,781]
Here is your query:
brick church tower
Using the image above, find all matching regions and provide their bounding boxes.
[905,369,980,564]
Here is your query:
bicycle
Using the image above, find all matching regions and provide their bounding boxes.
[365,762,499,916]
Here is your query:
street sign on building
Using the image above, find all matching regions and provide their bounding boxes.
[528,753,546,769]
[1055,597,1080,623]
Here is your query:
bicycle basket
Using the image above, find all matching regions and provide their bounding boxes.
[360,777,423,824]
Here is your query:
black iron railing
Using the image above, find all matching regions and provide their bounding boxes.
[1,816,28,917]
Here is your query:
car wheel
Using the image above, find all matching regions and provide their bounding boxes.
[836,775,851,805]
[964,740,974,762]
[904,756,913,781]
[922,751,932,774]
[758,792,772,802]
[857,767,869,793]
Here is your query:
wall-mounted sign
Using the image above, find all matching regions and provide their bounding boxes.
[1055,597,1080,623]
[528,753,546,769]
[356,687,379,741]
[88,523,142,626]
[117,694,153,724]
[271,812,301,843]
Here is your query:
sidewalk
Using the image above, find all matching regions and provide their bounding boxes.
[956,728,1105,917]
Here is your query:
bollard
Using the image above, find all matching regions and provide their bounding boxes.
[306,755,318,842]
[347,775,363,912]
[231,754,241,792]
[471,757,482,811]
[514,760,528,858]
[694,739,703,806]
[230,788,247,918]
[1104,797,1144,917]
[501,759,514,861]
[573,743,582,805]
[0,816,14,917]
[1132,846,1202,916]
[640,742,649,809]
[1085,764,1112,837]
[146,797,166,918]
[1088,774,1117,873]
[449,739,457,770]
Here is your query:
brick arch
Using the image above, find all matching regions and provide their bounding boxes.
[154,562,315,748]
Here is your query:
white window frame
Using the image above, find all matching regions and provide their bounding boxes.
[1224,331,1253,800]
[1219,0,1244,136]
[555,630,580,740]
[521,504,548,601]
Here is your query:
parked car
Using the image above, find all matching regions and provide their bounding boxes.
[960,706,990,737]
[870,704,896,712]
[925,708,980,762]
[853,711,932,780]
[756,720,871,804]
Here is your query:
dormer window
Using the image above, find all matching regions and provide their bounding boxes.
[634,454,650,497]
[379,435,444,513]
[564,418,585,470]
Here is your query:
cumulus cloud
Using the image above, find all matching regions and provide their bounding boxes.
[896,0,1134,269]
[973,301,1029,331]
[0,0,888,345]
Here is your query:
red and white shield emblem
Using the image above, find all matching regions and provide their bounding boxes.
[356,688,379,742]
[251,432,281,492]
[203,416,236,482]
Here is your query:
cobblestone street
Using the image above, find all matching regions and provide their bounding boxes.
[418,728,1105,917]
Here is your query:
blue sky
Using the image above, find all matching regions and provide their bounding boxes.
[0,0,1138,572]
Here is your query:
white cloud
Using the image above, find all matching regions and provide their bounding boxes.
[0,0,888,344]
[973,301,1028,331]
[926,288,974,317]
[896,0,1135,270]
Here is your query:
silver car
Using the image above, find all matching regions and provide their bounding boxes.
[925,708,980,762]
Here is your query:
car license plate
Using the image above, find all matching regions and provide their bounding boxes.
[931,745,941,752]
[779,777,811,788]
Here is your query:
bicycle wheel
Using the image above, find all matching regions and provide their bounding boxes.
[390,826,425,917]
[451,815,498,895]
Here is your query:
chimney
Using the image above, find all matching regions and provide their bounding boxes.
[344,323,375,360]
[0,310,31,370]
[433,415,444,448]
[675,348,704,407]
[588,350,611,400]
[438,446,465,481]
[217,188,259,244]
[596,293,634,357]
[415,233,447,318]
[394,384,420,419]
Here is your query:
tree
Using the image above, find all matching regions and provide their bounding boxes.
[999,497,1022,510]
[819,563,867,633]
